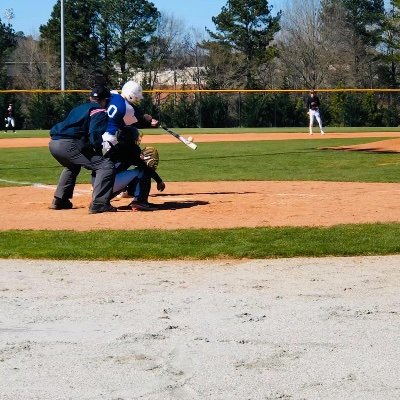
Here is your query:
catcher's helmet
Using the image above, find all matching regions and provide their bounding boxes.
[121,81,143,105]
[118,125,142,145]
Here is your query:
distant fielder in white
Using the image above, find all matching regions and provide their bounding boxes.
[4,103,16,133]
[306,90,324,135]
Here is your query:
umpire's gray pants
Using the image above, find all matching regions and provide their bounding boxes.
[49,138,115,208]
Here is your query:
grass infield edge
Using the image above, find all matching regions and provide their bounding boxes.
[0,223,399,260]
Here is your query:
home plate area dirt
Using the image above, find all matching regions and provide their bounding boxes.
[1,133,400,231]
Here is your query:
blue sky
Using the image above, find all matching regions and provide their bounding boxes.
[2,0,284,36]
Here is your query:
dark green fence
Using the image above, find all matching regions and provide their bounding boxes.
[1,89,400,130]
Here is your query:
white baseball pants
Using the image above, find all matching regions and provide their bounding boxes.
[5,117,15,128]
[309,109,323,134]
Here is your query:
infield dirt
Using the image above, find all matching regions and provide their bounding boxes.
[1,133,400,230]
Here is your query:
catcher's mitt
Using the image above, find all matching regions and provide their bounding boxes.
[141,146,159,170]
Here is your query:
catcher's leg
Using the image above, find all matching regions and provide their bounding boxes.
[128,169,158,211]
[134,169,153,202]
[112,169,143,197]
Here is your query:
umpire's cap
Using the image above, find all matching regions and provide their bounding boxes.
[90,85,110,100]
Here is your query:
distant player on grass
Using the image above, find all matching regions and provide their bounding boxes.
[306,90,324,136]
[4,103,16,133]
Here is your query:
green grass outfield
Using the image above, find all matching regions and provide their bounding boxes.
[1,137,399,185]
[1,128,400,260]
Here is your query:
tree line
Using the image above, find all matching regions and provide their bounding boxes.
[1,0,400,129]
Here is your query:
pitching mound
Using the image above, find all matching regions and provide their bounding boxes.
[322,138,400,153]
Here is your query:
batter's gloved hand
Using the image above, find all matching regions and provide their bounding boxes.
[143,114,159,127]
[101,132,118,156]
[141,146,159,170]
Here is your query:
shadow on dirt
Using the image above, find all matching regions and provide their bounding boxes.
[152,191,256,197]
[157,200,209,210]
[116,200,209,212]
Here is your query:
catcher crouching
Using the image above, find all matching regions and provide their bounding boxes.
[101,126,166,211]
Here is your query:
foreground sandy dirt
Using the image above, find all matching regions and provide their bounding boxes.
[0,257,399,400]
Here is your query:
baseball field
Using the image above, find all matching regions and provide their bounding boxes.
[1,128,400,258]
[1,128,399,399]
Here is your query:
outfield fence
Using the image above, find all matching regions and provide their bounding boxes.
[1,88,400,130]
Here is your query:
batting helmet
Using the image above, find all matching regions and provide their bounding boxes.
[121,81,143,105]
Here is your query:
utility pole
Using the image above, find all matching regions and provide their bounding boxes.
[61,0,65,90]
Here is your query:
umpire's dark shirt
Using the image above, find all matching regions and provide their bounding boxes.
[50,102,107,148]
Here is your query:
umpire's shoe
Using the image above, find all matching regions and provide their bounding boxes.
[50,197,73,210]
[88,204,118,214]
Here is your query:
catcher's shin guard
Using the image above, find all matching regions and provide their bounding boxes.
[137,175,151,202]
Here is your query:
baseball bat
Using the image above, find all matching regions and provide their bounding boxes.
[161,126,198,150]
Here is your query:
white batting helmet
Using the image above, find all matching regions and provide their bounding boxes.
[121,81,143,104]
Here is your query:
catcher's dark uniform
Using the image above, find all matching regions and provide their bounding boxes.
[102,126,164,203]
[49,97,115,212]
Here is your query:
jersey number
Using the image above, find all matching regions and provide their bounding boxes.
[107,105,118,118]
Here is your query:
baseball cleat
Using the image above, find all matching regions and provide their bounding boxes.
[129,200,158,211]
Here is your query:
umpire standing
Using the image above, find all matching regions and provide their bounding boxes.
[49,86,116,214]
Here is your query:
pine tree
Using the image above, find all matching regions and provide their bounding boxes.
[207,0,281,88]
